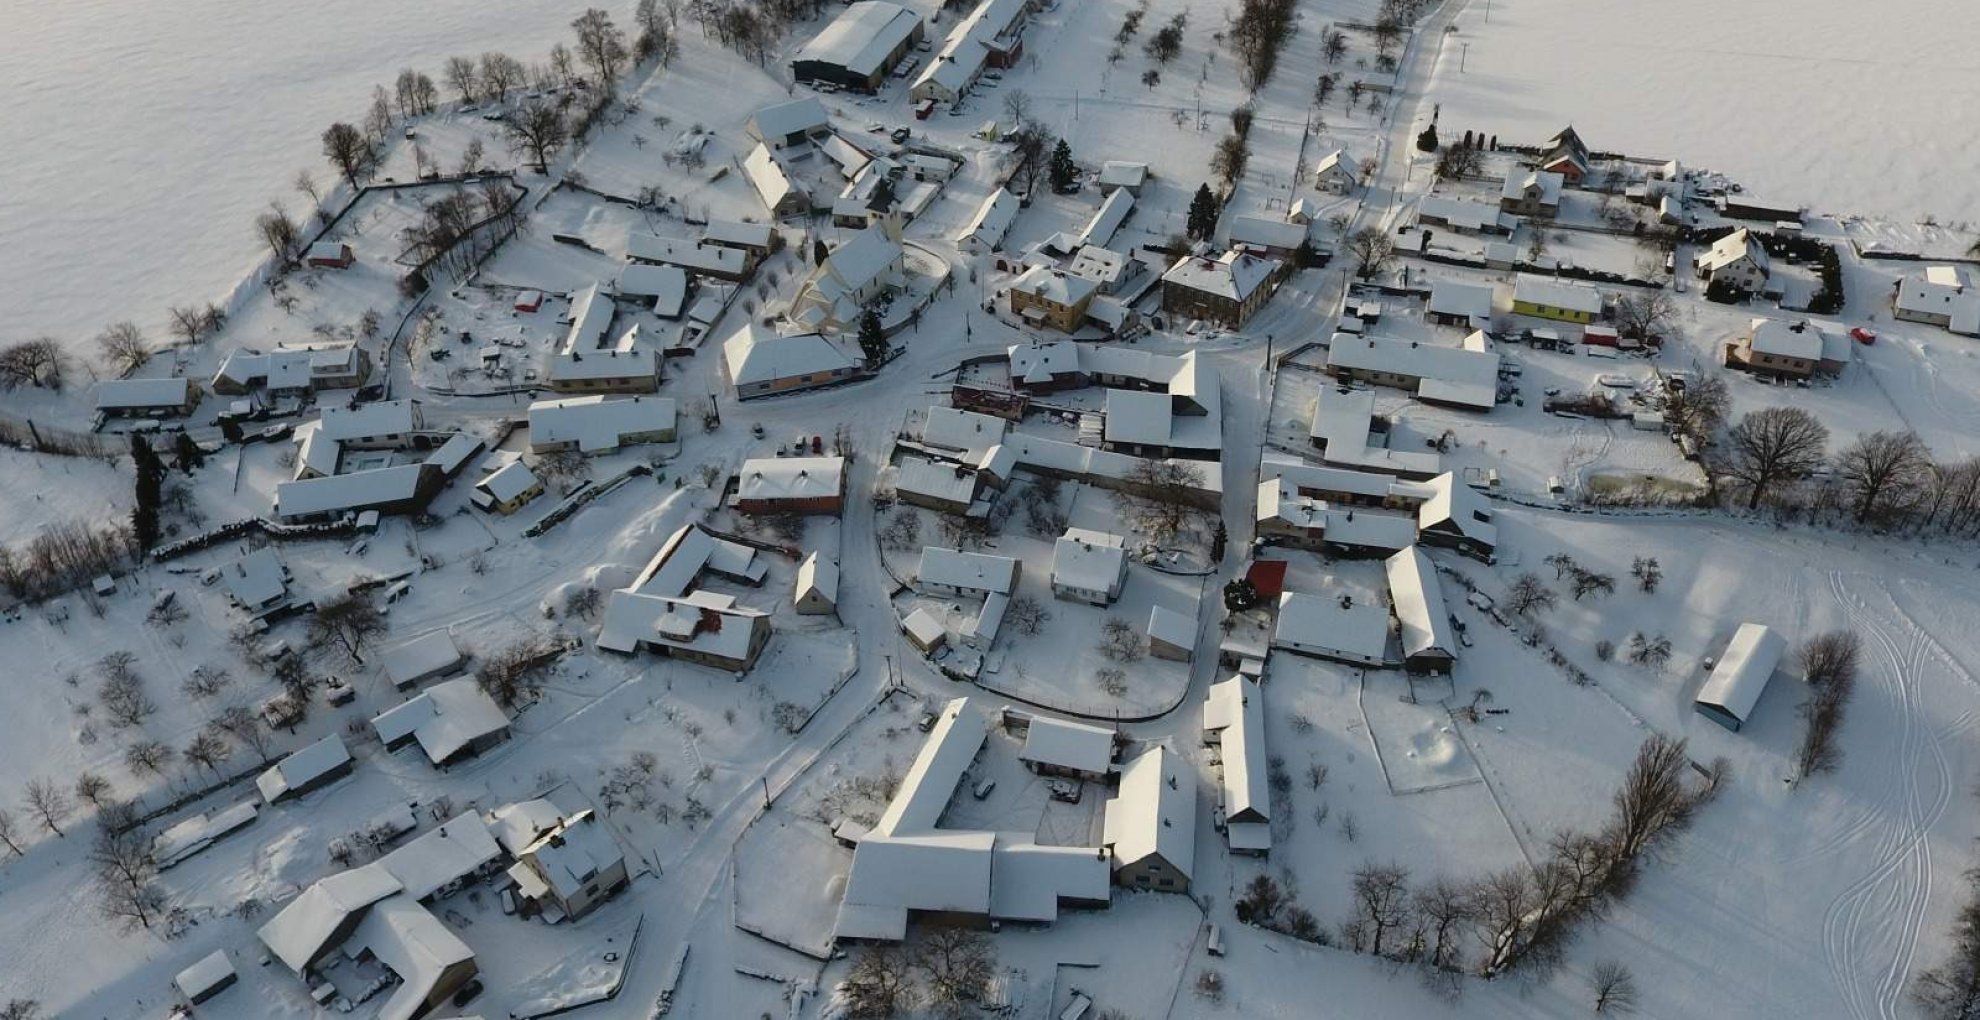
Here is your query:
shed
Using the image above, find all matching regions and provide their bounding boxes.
[1147,603,1195,662]
[1019,716,1115,780]
[903,606,947,652]
[382,631,465,691]
[175,949,238,1005]
[1695,623,1787,731]
[256,735,354,803]
[795,552,840,614]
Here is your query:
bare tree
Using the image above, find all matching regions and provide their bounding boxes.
[0,338,71,391]
[1836,430,1932,525]
[0,809,23,856]
[571,8,630,86]
[445,56,480,105]
[1612,734,1695,861]
[22,778,70,837]
[914,929,994,1017]
[1503,573,1557,616]
[74,772,113,811]
[1795,631,1860,780]
[1590,959,1640,1014]
[480,51,526,103]
[1347,226,1396,279]
[1570,569,1617,600]
[1002,89,1032,125]
[167,304,210,346]
[1611,290,1678,344]
[308,595,387,665]
[1114,459,1205,544]
[841,944,918,1017]
[183,731,233,775]
[1345,861,1415,957]
[1006,594,1049,635]
[255,202,301,264]
[321,121,372,189]
[550,42,578,86]
[1098,616,1144,661]
[1467,866,1538,976]
[1662,374,1728,445]
[124,740,175,779]
[1414,876,1474,973]
[504,99,570,172]
[94,322,151,375]
[213,705,274,763]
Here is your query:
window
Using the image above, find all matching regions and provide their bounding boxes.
[1159,878,1175,888]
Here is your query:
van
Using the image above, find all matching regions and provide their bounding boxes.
[971,778,996,800]
[1206,923,1226,957]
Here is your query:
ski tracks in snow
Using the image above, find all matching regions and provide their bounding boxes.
[1820,571,1953,1020]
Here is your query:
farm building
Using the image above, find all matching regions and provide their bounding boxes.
[256,735,353,803]
[958,187,1020,252]
[1015,713,1116,781]
[545,349,660,395]
[95,377,197,418]
[733,455,848,515]
[911,0,1029,106]
[1103,746,1195,892]
[527,395,677,454]
[305,241,355,268]
[745,97,832,150]
[791,1,925,92]
[271,464,445,524]
[1385,547,1456,674]
[1147,603,1196,661]
[1695,623,1787,731]
[1204,676,1271,853]
[1271,591,1390,667]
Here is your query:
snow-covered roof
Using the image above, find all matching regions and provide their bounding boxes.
[797,551,839,604]
[878,697,985,835]
[1079,188,1135,248]
[223,548,287,608]
[1385,547,1455,661]
[794,1,921,77]
[914,0,1026,95]
[154,801,258,869]
[320,398,418,443]
[628,234,748,276]
[488,798,566,856]
[1161,250,1280,301]
[1314,148,1359,180]
[742,143,803,213]
[346,894,475,1020]
[895,454,981,508]
[371,678,509,766]
[1097,160,1148,189]
[959,188,1019,247]
[424,432,483,475]
[477,460,540,504]
[546,348,659,384]
[1147,603,1195,648]
[988,841,1111,923]
[1696,623,1786,726]
[1512,276,1604,315]
[705,220,775,251]
[1428,280,1496,324]
[1265,453,1439,500]
[1067,245,1130,286]
[1502,170,1564,206]
[1747,317,1825,361]
[376,811,502,901]
[822,224,904,293]
[1418,195,1509,233]
[1326,333,1500,411]
[306,239,351,261]
[515,809,622,901]
[1895,265,1980,324]
[256,734,351,802]
[917,546,1019,594]
[258,864,402,972]
[1051,528,1127,595]
[1021,715,1114,776]
[1012,265,1098,307]
[94,376,190,410]
[923,405,1010,454]
[617,264,688,316]
[213,348,316,391]
[1204,677,1269,834]
[902,606,946,648]
[748,96,830,143]
[1696,228,1770,275]
[1319,505,1417,553]
[273,464,431,520]
[382,630,463,689]
[562,283,614,352]
[1273,591,1390,662]
[1305,385,1444,476]
[1103,746,1194,881]
[528,395,676,453]
[723,323,860,386]
[174,949,237,1001]
[737,455,846,503]
[1226,214,1306,251]
[627,523,768,599]
[1417,472,1498,549]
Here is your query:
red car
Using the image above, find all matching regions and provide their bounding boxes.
[1851,327,1877,344]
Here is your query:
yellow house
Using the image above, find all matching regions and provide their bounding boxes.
[1511,276,1603,325]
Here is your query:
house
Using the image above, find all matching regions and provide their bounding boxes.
[1288,197,1318,225]
[597,524,774,671]
[256,735,353,803]
[1416,472,1497,560]
[213,346,370,395]
[1725,317,1826,379]
[1500,170,1565,218]
[1695,623,1787,731]
[791,1,925,92]
[723,324,863,398]
[746,97,832,149]
[1016,712,1116,780]
[305,240,356,268]
[1385,546,1456,674]
[1067,245,1136,295]
[222,548,290,612]
[1147,604,1195,661]
[1307,386,1443,478]
[901,606,947,653]
[95,377,196,418]
[1271,591,1389,666]
[272,464,445,524]
[1078,188,1136,249]
[1097,161,1149,196]
[1161,250,1283,328]
[1893,265,1980,335]
[1325,332,1500,411]
[790,222,907,333]
[1269,452,1440,505]
[257,866,404,975]
[742,143,812,219]
[1427,280,1496,329]
[319,399,424,449]
[382,631,466,691]
[1050,527,1129,605]
[833,698,1111,942]
[733,455,848,515]
[174,949,238,1006]
[1009,266,1099,332]
[1511,276,1603,324]
[1103,746,1195,892]
[617,264,689,318]
[1312,148,1360,193]
[370,678,511,766]
[1225,215,1307,260]
[627,234,753,282]
[911,0,1030,106]
[894,454,985,514]
[1694,228,1771,295]
[795,552,839,614]
[473,460,545,515]
[560,283,616,353]
[1537,125,1591,183]
[1204,676,1270,853]
[545,349,660,395]
[958,188,1019,252]
[527,395,676,454]
[916,547,1019,598]
[1100,352,1223,459]
[1417,195,1513,235]
[501,807,630,921]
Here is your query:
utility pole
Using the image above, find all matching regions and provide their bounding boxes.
[1460,43,1469,73]
[761,776,771,810]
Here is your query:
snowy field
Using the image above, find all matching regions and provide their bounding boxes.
[0,0,599,346]
[1426,0,1980,224]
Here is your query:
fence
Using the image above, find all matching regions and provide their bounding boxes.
[151,516,359,562]
[524,465,653,538]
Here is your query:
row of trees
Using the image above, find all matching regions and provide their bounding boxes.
[1228,0,1298,91]
[1793,631,1860,780]
[1715,409,1980,531]
[840,930,997,1018]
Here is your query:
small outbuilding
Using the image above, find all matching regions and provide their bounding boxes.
[305,241,355,269]
[256,735,353,804]
[902,606,947,653]
[795,552,840,614]
[1695,623,1787,731]
[175,949,238,1005]
[1147,603,1195,662]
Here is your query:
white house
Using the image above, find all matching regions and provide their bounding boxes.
[1103,746,1195,892]
[790,222,907,333]
[957,187,1019,252]
[723,323,864,398]
[1204,676,1270,853]
[1050,527,1129,605]
[527,395,677,454]
[1312,148,1360,193]
[1694,228,1772,295]
[370,678,511,767]
[1695,623,1787,731]
[1893,265,1980,334]
[795,552,839,614]
[1385,546,1456,673]
[1271,591,1389,666]
[746,97,832,150]
[916,547,1020,598]
[617,263,688,317]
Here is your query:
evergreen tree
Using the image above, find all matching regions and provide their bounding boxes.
[172,432,204,473]
[812,238,829,265]
[1223,577,1259,612]
[129,435,164,551]
[1047,139,1077,193]
[857,308,888,367]
[1210,521,1228,562]
[1187,183,1220,240]
[1415,122,1439,152]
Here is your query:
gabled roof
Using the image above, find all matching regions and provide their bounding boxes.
[1326,333,1500,410]
[797,551,839,603]
[381,630,463,688]
[1385,546,1455,661]
[1226,215,1306,251]
[821,224,904,293]
[95,376,190,410]
[1103,746,1194,880]
[1051,528,1127,594]
[722,324,860,386]
[348,895,476,1020]
[224,548,288,608]
[258,864,403,972]
[1502,170,1564,206]
[1696,228,1770,276]
[1511,276,1603,314]
[1162,250,1280,302]
[1079,188,1135,248]
[742,143,804,213]
[737,455,846,502]
[562,283,615,352]
[1418,195,1510,233]
[1747,317,1825,361]
[1273,591,1390,662]
[517,810,624,900]
[370,678,509,766]
[794,1,922,77]
[895,454,981,507]
[256,734,351,801]
[273,464,432,520]
[627,235,748,276]
[1314,148,1359,180]
[528,395,676,453]
[917,546,1019,594]
[1012,265,1098,307]
[959,188,1019,247]
[1697,623,1786,724]
[1020,716,1115,776]
[1204,677,1270,835]
[478,460,541,503]
[617,264,688,316]
[376,811,502,900]
[319,399,419,442]
[748,97,830,142]
[1418,472,1497,548]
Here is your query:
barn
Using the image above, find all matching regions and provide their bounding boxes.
[790,2,924,93]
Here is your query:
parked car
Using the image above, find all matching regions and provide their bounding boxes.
[890,126,911,143]
[1851,327,1877,344]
